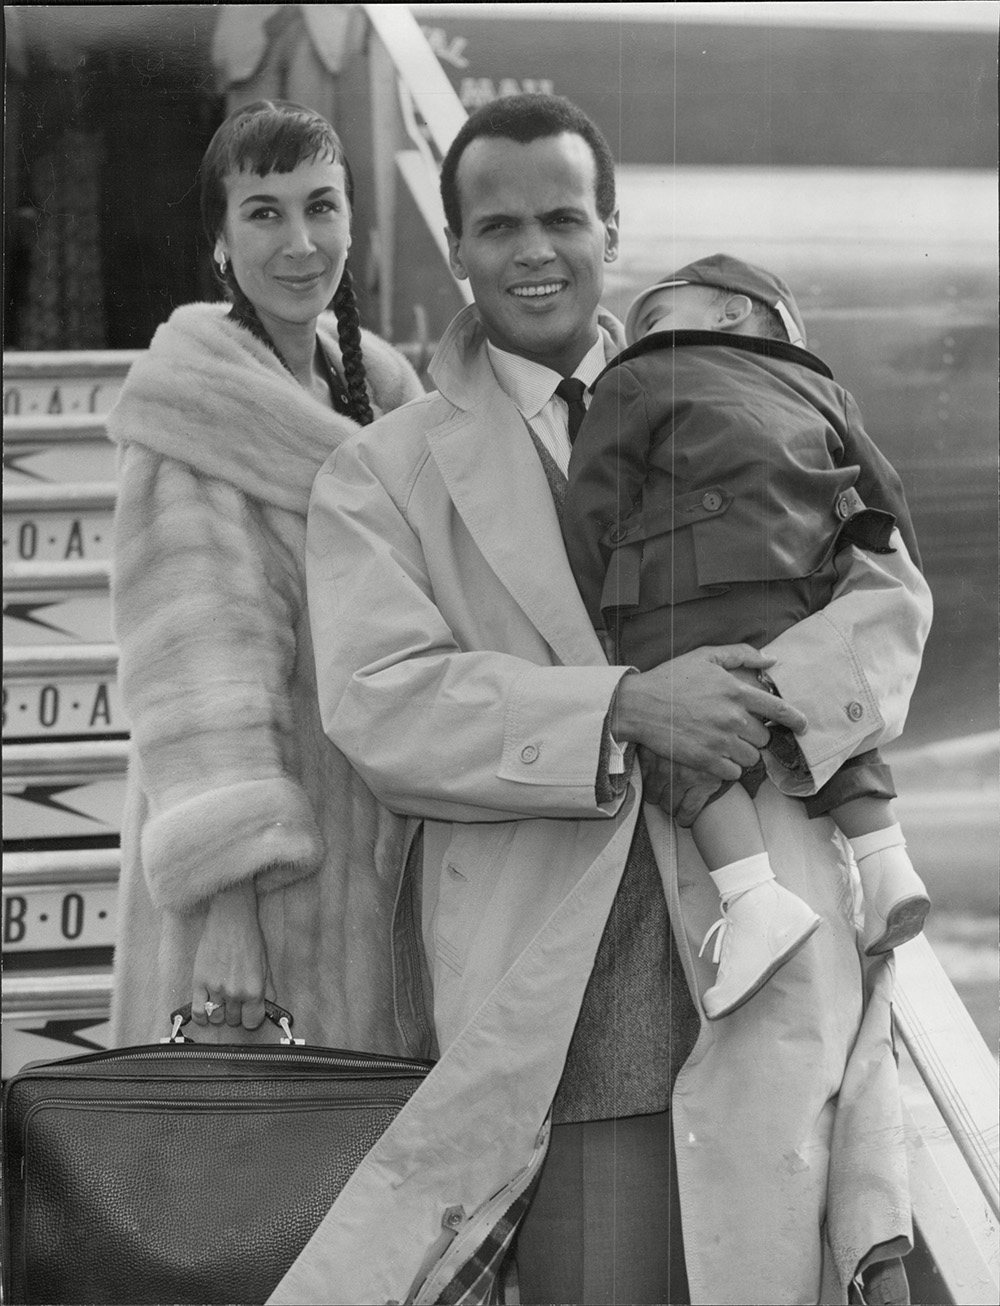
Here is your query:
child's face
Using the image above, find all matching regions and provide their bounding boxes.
[633,284,720,338]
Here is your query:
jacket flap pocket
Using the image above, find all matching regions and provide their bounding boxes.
[598,485,732,550]
[693,488,855,588]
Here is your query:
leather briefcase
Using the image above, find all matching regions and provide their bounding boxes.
[2,1003,432,1305]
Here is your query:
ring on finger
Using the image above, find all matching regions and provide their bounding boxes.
[204,1000,220,1017]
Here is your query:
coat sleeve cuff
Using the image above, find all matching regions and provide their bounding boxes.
[497,665,633,811]
[764,607,883,791]
[596,676,637,804]
[762,535,931,791]
[140,777,323,911]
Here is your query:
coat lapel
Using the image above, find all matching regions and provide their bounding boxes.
[426,397,606,669]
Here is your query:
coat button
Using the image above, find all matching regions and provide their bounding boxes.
[609,526,628,543]
[520,744,539,764]
[846,701,864,721]
[837,495,853,520]
[701,490,723,512]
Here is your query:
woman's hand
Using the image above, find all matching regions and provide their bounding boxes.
[191,880,273,1030]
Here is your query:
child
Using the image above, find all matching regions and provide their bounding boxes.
[563,253,930,1020]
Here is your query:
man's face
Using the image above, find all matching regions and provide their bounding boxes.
[446,132,619,377]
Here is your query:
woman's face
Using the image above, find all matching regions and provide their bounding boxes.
[216,155,351,335]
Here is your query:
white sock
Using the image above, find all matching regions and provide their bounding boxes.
[710,853,774,904]
[849,824,906,863]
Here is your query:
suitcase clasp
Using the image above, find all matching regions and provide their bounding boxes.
[278,1015,305,1046]
[160,1013,186,1043]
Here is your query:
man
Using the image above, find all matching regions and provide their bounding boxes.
[272,95,930,1305]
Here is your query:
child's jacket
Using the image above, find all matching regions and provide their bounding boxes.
[563,330,919,668]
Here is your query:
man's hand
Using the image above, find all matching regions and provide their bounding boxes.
[613,644,807,781]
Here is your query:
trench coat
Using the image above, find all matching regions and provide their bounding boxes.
[271,305,932,1305]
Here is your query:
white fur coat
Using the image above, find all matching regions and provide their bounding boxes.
[107,303,423,1050]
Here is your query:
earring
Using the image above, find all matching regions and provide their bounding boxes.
[218,254,228,276]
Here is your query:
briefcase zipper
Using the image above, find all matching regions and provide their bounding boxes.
[108,1049,425,1072]
[18,1047,431,1075]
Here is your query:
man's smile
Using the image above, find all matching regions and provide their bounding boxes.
[509,281,566,299]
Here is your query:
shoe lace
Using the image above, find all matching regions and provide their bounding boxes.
[698,914,728,964]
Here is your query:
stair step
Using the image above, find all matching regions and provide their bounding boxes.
[3,483,117,564]
[4,848,119,959]
[3,645,125,741]
[2,859,121,1054]
[1,968,114,1013]
[2,970,114,1076]
[3,350,141,418]
[4,561,112,646]
[2,738,128,842]
[4,846,122,886]
[3,848,119,956]
[4,414,116,485]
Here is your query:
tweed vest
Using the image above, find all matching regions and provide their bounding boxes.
[527,431,700,1124]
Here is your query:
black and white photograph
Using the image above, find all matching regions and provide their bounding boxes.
[2,4,997,1303]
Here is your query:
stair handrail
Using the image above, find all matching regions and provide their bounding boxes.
[894,934,1000,1219]
[362,3,468,165]
[352,3,472,341]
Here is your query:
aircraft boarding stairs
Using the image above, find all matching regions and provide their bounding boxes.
[3,353,136,1065]
[2,6,997,1301]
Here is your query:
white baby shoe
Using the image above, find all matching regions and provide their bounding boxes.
[851,830,930,955]
[700,878,821,1020]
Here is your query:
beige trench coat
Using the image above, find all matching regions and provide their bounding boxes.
[271,306,932,1305]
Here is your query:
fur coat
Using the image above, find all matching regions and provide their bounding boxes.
[107,303,423,1050]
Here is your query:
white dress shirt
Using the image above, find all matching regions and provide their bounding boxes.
[486,334,609,476]
[486,332,626,773]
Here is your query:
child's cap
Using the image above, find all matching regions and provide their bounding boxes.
[624,252,807,347]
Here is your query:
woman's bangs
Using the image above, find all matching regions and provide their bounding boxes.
[227,115,340,179]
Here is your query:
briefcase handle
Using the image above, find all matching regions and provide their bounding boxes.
[163,1000,304,1046]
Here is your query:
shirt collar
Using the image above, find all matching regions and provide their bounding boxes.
[486,334,609,419]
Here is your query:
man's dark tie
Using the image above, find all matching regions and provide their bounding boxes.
[555,376,588,445]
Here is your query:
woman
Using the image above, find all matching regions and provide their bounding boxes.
[108,101,424,1050]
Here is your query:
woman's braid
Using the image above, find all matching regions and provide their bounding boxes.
[222,267,294,374]
[219,262,373,426]
[333,268,374,427]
